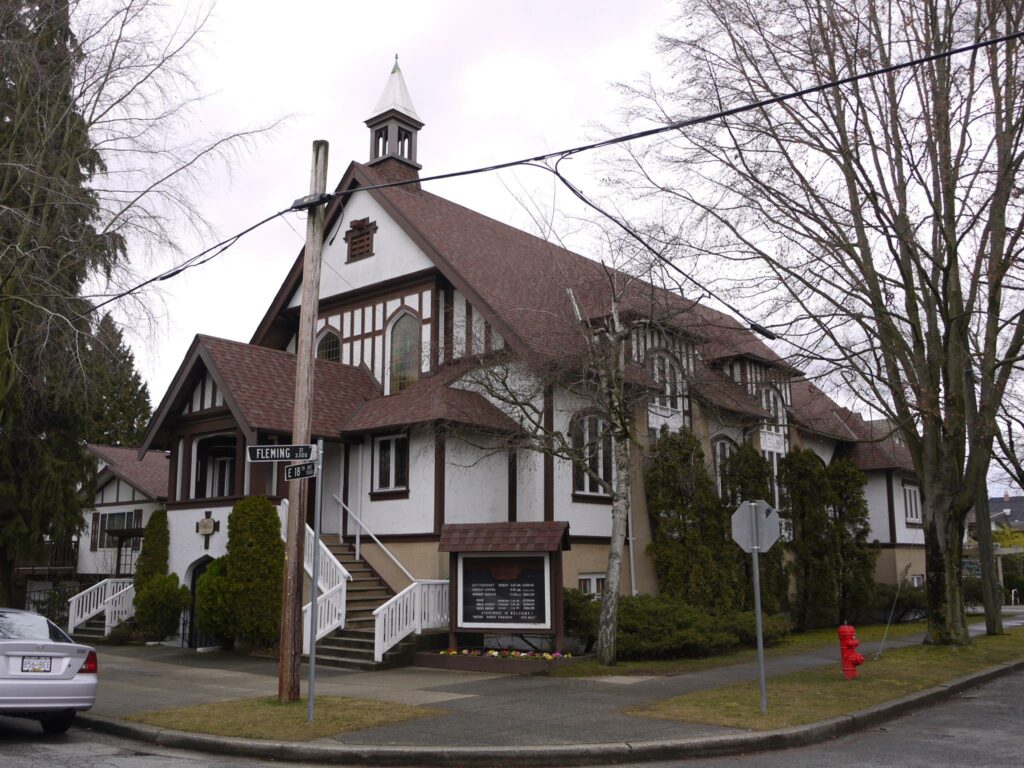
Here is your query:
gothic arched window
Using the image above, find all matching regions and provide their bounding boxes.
[389,313,420,393]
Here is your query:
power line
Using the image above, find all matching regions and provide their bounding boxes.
[92,27,1023,342]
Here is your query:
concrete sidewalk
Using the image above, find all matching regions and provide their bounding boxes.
[78,612,1024,765]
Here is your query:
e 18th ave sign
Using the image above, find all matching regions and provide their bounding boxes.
[284,461,317,481]
[247,444,315,462]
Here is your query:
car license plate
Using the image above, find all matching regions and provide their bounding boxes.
[21,656,51,673]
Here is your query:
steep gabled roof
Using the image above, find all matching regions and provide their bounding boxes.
[87,444,168,500]
[251,162,794,374]
[841,418,916,472]
[789,379,862,441]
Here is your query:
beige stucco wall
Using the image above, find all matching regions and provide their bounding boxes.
[357,540,446,592]
[874,546,927,585]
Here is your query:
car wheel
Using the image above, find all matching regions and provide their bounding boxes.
[40,711,75,735]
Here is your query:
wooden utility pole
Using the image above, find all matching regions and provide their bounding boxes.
[279,140,329,703]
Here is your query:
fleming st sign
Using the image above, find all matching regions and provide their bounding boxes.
[246,444,315,462]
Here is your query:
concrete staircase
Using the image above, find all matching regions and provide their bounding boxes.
[306,541,417,670]
[71,616,107,645]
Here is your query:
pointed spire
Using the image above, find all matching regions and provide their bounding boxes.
[369,55,420,122]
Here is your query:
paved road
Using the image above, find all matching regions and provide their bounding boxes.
[2,668,1022,768]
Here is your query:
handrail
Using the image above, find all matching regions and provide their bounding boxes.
[278,499,350,650]
[102,583,136,635]
[372,579,449,662]
[67,578,133,634]
[332,493,415,584]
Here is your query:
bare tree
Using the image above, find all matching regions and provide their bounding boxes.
[615,0,1024,643]
[0,0,273,601]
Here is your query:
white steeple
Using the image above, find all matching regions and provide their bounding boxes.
[368,55,420,122]
[365,55,424,172]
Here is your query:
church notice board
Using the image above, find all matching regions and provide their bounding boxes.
[439,521,570,646]
[458,554,549,630]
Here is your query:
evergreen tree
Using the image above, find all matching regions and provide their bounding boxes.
[779,448,837,630]
[720,443,788,614]
[85,314,151,446]
[645,429,742,611]
[827,459,877,623]
[0,1,121,604]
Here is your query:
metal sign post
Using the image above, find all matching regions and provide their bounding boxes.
[307,438,324,722]
[732,499,781,716]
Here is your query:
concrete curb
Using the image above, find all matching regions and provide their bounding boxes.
[77,660,1024,767]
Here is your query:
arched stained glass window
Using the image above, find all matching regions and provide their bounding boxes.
[316,331,340,363]
[389,313,420,393]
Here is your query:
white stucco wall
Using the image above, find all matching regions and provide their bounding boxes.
[288,191,434,308]
[800,434,837,465]
[77,501,161,576]
[347,428,435,535]
[864,472,891,544]
[515,450,545,523]
[444,434,508,525]
[167,504,234,584]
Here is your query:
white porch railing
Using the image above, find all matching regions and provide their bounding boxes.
[67,578,133,634]
[373,580,449,662]
[103,583,136,635]
[278,499,351,649]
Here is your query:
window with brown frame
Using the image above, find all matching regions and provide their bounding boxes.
[344,218,378,262]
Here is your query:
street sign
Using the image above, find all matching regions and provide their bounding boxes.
[247,444,315,462]
[284,461,317,481]
[731,499,781,553]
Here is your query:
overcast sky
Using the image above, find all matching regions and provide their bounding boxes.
[118,0,677,403]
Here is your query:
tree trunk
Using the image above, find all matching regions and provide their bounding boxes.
[595,438,631,665]
[972,473,1003,635]
[922,472,968,644]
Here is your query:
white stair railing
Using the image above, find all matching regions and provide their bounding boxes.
[278,499,351,650]
[103,583,136,635]
[373,580,449,662]
[67,578,133,634]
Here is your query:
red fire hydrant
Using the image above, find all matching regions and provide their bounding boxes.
[838,623,865,680]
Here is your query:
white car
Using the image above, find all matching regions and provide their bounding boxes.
[0,608,98,734]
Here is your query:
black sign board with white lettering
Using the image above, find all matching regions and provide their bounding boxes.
[284,461,317,481]
[247,444,314,462]
[459,555,548,628]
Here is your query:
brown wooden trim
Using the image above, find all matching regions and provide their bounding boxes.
[180,436,193,501]
[553,553,564,651]
[449,552,458,649]
[572,493,613,506]
[344,533,442,543]
[167,446,179,504]
[167,497,246,510]
[91,500,152,509]
[570,535,613,544]
[544,386,554,522]
[885,470,896,546]
[316,268,438,314]
[444,286,454,364]
[342,444,351,539]
[876,542,927,550]
[234,428,245,497]
[177,406,233,424]
[430,283,441,371]
[369,489,410,501]
[507,451,517,523]
[434,433,446,533]
[465,302,474,357]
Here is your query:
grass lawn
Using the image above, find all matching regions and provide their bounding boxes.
[630,626,1024,731]
[126,696,442,741]
[553,615,1001,678]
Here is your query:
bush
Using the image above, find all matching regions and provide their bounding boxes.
[227,496,284,648]
[563,588,599,652]
[134,507,169,591]
[725,611,791,647]
[134,574,189,641]
[616,595,739,659]
[107,621,134,645]
[870,582,927,623]
[195,557,234,647]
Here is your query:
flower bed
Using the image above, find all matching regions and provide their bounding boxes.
[415,648,577,675]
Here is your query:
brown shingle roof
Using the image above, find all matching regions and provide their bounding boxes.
[199,336,381,437]
[842,418,916,472]
[343,367,520,435]
[689,360,768,418]
[789,379,861,441]
[87,444,168,500]
[439,522,570,552]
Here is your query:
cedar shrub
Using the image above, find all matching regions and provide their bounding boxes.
[226,496,283,648]
[134,507,169,592]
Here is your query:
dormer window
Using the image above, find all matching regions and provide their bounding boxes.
[345,218,378,262]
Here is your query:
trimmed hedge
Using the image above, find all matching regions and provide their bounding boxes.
[563,590,790,660]
[134,507,169,591]
[134,574,189,641]
[195,557,234,647]
[226,496,284,648]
